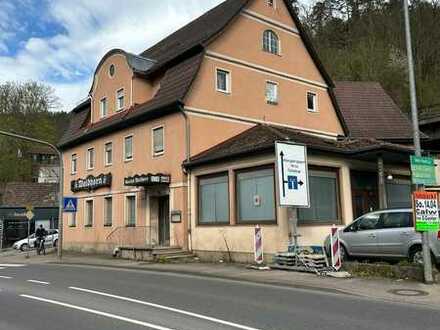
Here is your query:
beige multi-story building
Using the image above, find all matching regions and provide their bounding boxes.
[59,0,416,261]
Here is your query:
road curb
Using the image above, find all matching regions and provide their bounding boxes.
[47,260,356,297]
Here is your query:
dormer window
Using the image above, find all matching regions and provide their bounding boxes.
[267,0,275,8]
[263,30,279,55]
[100,97,108,118]
[116,88,125,111]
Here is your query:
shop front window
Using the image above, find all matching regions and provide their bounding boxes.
[198,173,229,225]
[386,179,412,208]
[298,168,340,224]
[236,167,276,223]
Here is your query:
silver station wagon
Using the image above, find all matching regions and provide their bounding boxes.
[325,208,440,265]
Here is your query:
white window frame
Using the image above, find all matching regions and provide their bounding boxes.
[263,30,280,55]
[71,154,78,175]
[116,88,125,112]
[104,141,113,166]
[68,213,76,227]
[152,125,165,157]
[125,193,137,227]
[124,135,134,162]
[100,97,108,118]
[215,68,231,94]
[103,195,113,227]
[86,147,95,170]
[265,80,279,105]
[267,0,276,8]
[84,198,94,227]
[307,91,318,113]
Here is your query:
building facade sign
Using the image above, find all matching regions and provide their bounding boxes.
[410,156,437,186]
[124,174,171,187]
[71,173,112,192]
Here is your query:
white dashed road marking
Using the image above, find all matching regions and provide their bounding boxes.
[70,286,261,330]
[27,280,50,285]
[20,295,176,330]
[0,264,26,267]
[0,276,12,279]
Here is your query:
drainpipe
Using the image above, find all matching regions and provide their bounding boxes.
[377,155,387,209]
[179,105,192,252]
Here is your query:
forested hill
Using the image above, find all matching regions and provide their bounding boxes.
[0,81,69,183]
[295,0,440,116]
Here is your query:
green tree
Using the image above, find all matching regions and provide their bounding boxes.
[0,81,67,183]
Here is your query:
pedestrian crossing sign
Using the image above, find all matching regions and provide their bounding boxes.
[63,197,78,213]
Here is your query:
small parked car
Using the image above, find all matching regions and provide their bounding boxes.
[324,209,440,265]
[12,229,59,251]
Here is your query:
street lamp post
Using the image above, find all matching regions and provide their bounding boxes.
[0,130,64,260]
[402,0,433,283]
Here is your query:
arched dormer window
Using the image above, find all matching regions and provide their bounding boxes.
[263,30,279,55]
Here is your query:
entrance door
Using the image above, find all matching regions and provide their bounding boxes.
[158,196,170,246]
[351,171,379,219]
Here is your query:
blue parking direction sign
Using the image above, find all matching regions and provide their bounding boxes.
[63,197,78,213]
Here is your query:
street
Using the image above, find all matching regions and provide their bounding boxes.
[0,263,438,330]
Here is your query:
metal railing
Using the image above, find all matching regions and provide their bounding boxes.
[106,226,154,249]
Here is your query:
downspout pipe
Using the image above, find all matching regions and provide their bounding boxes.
[179,104,192,252]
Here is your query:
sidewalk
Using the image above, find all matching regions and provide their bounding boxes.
[2,250,440,309]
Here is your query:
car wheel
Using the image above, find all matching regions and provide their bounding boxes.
[53,240,58,248]
[340,245,349,262]
[409,246,424,265]
[20,243,29,252]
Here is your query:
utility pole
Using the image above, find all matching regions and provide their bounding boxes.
[403,0,433,283]
[0,130,64,261]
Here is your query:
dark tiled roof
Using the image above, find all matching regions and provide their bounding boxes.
[59,53,204,149]
[0,183,58,208]
[334,81,415,141]
[185,124,413,168]
[141,0,250,73]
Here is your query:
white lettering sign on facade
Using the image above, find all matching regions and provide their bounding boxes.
[275,142,310,208]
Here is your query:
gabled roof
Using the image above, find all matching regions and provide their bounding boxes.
[141,0,250,74]
[0,182,58,208]
[184,124,414,169]
[60,0,345,148]
[59,53,203,149]
[334,81,416,141]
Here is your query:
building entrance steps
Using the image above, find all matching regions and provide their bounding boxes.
[115,246,195,262]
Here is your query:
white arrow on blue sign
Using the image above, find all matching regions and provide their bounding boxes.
[63,197,78,213]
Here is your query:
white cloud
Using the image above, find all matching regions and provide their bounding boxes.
[0,0,224,111]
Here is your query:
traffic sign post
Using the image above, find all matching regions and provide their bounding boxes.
[275,142,310,250]
[63,197,78,213]
[25,206,34,259]
[275,142,310,208]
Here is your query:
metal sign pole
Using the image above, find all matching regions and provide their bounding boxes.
[403,0,433,283]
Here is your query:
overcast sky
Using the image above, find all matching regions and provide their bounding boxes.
[0,0,312,112]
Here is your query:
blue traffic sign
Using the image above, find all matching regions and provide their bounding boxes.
[63,197,78,213]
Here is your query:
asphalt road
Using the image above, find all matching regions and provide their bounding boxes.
[0,263,439,330]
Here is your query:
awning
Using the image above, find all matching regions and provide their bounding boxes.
[124,174,171,187]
